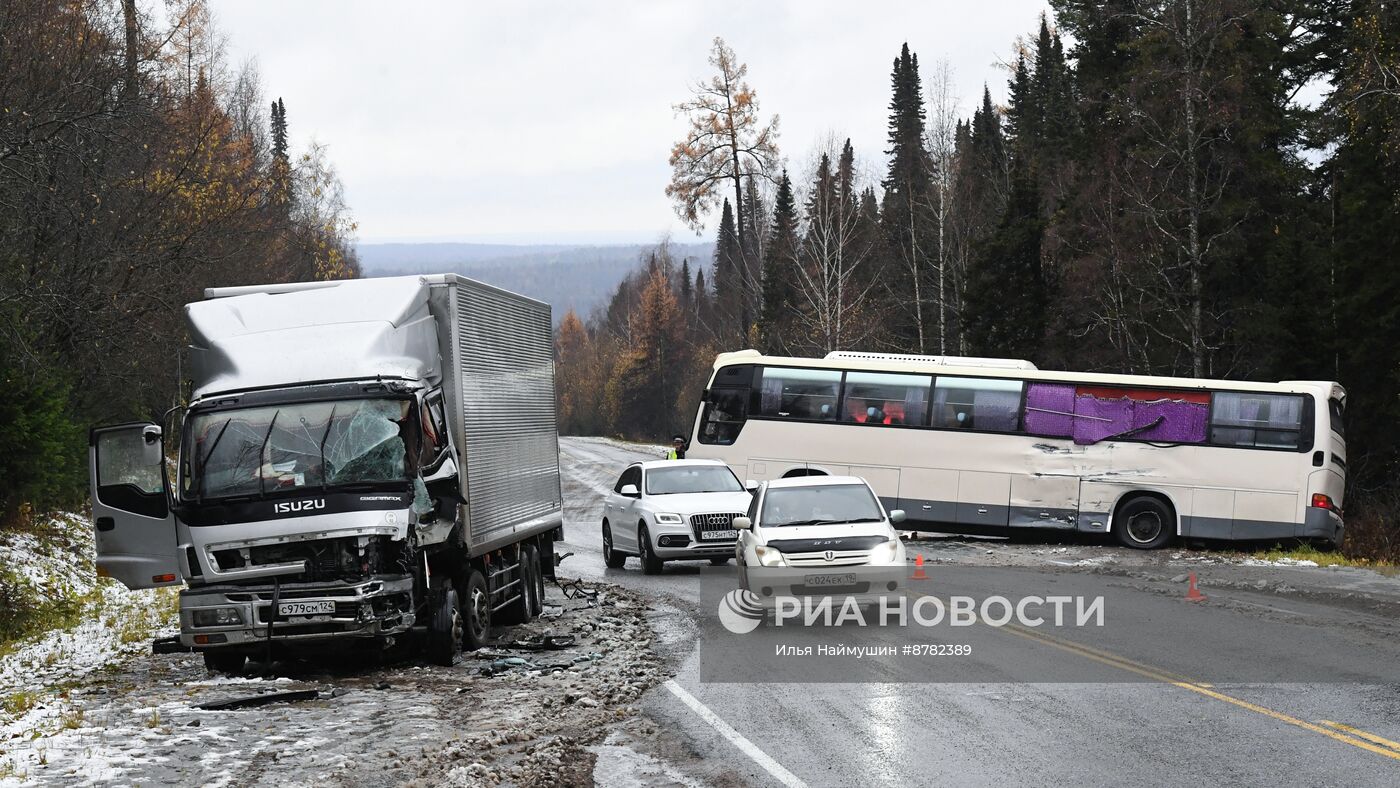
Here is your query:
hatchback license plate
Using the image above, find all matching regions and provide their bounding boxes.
[804,573,858,587]
[278,600,334,617]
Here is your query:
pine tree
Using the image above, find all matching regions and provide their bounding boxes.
[712,199,743,342]
[962,161,1045,360]
[758,170,798,353]
[880,43,936,352]
[679,258,693,312]
[270,97,291,207]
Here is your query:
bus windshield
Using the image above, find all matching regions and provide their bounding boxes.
[761,484,884,527]
[185,398,411,500]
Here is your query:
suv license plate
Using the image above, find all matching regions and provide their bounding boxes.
[703,529,738,540]
[278,600,335,617]
[804,573,857,587]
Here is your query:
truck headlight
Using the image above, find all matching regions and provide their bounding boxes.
[192,607,244,627]
[654,512,684,524]
[755,545,786,567]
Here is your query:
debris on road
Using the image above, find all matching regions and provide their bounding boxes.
[194,689,325,711]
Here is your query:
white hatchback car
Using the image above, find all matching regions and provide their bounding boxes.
[602,459,754,574]
[735,476,907,605]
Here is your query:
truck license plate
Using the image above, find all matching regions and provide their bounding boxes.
[278,600,335,617]
[804,573,857,587]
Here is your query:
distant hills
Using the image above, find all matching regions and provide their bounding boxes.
[358,242,714,321]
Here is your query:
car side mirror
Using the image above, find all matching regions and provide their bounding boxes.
[620,484,640,498]
[732,516,752,530]
[744,480,759,492]
[889,509,907,525]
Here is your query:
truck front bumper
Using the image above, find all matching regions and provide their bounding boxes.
[179,575,416,649]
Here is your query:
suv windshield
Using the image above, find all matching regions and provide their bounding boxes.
[760,484,884,527]
[184,398,411,500]
[646,465,743,495]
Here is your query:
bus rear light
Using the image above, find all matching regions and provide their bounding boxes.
[1311,494,1338,513]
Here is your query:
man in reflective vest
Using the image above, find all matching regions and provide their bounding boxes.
[665,434,687,460]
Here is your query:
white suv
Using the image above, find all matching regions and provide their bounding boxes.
[602,459,754,574]
[735,476,907,605]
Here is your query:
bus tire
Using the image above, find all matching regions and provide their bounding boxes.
[602,521,627,568]
[638,523,664,575]
[1114,495,1175,550]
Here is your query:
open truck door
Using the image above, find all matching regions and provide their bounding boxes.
[89,423,180,590]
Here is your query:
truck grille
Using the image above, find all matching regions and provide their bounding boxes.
[691,512,743,542]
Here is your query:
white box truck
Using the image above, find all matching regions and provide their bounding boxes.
[88,275,563,671]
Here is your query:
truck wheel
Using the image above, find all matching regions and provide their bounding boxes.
[638,523,664,575]
[427,586,464,666]
[524,544,544,617]
[462,570,491,650]
[497,551,535,626]
[1114,496,1175,550]
[202,650,246,675]
[602,522,627,569]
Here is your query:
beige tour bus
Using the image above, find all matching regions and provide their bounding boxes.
[688,350,1346,549]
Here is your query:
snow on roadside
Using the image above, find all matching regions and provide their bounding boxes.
[1240,556,1320,568]
[1,513,178,779]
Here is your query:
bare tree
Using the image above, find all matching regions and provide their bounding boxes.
[924,59,960,354]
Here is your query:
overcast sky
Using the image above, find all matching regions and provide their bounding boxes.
[216,1,1052,245]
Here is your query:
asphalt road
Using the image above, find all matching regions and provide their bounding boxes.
[557,437,1400,787]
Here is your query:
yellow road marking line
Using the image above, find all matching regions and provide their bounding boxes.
[1320,721,1400,752]
[902,589,1400,764]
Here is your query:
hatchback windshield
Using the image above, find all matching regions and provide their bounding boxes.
[184,398,411,500]
[760,484,883,527]
[645,465,743,495]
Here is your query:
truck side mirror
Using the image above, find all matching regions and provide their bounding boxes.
[141,425,163,466]
[732,516,752,530]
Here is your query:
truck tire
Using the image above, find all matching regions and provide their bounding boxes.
[497,550,535,626]
[602,521,627,569]
[427,586,464,666]
[462,569,491,650]
[524,544,544,617]
[638,523,664,575]
[202,650,246,675]
[1113,495,1175,550]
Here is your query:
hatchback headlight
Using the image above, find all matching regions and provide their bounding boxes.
[873,539,902,564]
[654,512,684,524]
[755,545,786,567]
[192,607,243,627]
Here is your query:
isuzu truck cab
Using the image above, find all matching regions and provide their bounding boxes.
[89,275,563,671]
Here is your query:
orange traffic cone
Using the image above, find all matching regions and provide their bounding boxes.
[1185,572,1206,602]
[912,553,928,581]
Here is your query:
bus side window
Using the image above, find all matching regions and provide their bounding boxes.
[757,367,840,420]
[842,372,931,426]
[932,377,1023,432]
[700,388,749,445]
[1210,392,1305,449]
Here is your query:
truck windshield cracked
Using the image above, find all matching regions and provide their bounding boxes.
[188,398,409,500]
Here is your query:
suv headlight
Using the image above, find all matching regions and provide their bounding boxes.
[654,512,684,525]
[755,545,786,567]
[192,607,244,627]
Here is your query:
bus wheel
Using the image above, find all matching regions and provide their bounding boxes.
[1114,496,1174,550]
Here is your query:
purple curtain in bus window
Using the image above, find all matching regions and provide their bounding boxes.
[1072,394,1136,444]
[1132,399,1208,442]
[1024,383,1076,436]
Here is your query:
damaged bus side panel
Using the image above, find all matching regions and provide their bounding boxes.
[89,275,563,671]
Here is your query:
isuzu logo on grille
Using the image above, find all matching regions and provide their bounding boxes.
[274,499,325,514]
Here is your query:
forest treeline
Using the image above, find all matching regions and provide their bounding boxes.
[558,2,1400,554]
[0,0,358,525]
